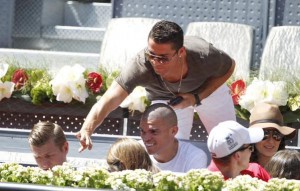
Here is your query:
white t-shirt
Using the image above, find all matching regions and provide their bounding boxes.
[151,140,207,173]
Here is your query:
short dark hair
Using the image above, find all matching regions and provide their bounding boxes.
[28,121,67,151]
[148,20,183,51]
[265,150,300,180]
[140,103,177,128]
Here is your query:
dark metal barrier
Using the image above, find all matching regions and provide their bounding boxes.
[0,182,107,191]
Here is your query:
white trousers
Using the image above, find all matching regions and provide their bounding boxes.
[152,84,236,140]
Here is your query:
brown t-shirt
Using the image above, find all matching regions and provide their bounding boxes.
[116,36,232,101]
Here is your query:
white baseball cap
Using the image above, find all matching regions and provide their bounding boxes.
[207,120,264,158]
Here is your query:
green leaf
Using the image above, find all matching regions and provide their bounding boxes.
[282,109,300,123]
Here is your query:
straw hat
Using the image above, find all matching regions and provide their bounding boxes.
[249,103,296,139]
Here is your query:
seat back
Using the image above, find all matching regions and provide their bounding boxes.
[186,22,254,81]
[99,18,160,73]
[259,26,300,83]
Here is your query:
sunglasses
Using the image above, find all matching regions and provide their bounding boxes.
[263,129,284,141]
[236,144,254,152]
[144,48,178,64]
[108,160,123,172]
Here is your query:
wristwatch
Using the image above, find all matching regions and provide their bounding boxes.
[193,93,201,106]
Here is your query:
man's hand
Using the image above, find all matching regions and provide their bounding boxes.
[170,93,196,109]
[75,129,93,152]
[75,81,129,152]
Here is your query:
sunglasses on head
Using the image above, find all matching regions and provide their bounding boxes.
[263,129,284,141]
[144,48,177,64]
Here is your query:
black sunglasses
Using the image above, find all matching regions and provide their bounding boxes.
[144,48,178,64]
[263,129,284,141]
[236,144,254,152]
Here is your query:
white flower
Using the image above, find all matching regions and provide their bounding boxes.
[1,162,300,190]
[50,64,89,103]
[224,175,266,191]
[106,169,153,190]
[52,81,73,103]
[264,178,300,190]
[0,81,15,101]
[272,81,289,105]
[153,171,180,189]
[120,86,148,112]
[179,169,224,191]
[0,62,15,101]
[288,95,300,111]
[0,63,9,78]
[239,78,288,111]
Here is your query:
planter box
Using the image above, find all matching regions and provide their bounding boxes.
[0,182,110,191]
[0,99,209,141]
[1,99,298,145]
[0,98,126,135]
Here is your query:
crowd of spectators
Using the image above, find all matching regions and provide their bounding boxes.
[22,20,299,181]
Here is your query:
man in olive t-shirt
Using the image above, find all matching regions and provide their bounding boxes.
[76,20,236,152]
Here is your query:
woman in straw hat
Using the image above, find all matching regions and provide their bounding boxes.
[249,103,296,167]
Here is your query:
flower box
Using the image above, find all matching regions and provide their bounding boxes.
[0,98,126,135]
[1,62,210,141]
[0,98,209,141]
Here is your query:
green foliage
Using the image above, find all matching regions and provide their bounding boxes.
[103,70,120,92]
[29,70,54,105]
[0,163,32,183]
[180,169,224,191]
[224,175,266,191]
[76,166,111,189]
[1,61,108,105]
[264,178,300,191]
[1,65,18,82]
[234,105,250,121]
[107,169,154,190]
[152,171,181,191]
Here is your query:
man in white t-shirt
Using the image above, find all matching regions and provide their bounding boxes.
[139,103,207,172]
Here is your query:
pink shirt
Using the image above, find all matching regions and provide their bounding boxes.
[208,161,270,182]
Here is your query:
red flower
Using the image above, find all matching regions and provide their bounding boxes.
[12,69,28,90]
[230,80,246,105]
[86,72,103,93]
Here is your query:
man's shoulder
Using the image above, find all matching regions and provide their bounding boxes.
[178,140,209,169]
[242,162,271,182]
[247,162,263,169]
[179,140,207,155]
[247,162,269,174]
[183,36,211,58]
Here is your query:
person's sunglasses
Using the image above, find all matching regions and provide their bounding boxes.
[236,144,254,152]
[144,48,177,64]
[263,129,284,141]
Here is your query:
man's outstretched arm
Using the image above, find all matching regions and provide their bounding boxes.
[76,81,128,152]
